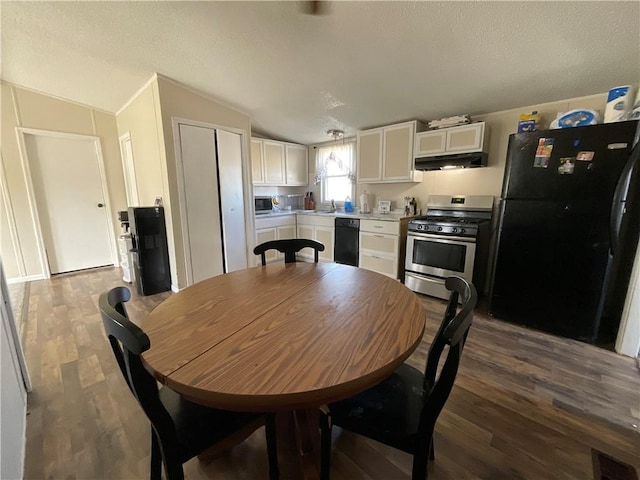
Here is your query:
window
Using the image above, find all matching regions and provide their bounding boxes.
[315,141,355,206]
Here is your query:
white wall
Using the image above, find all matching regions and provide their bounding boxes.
[0,82,127,282]
[0,261,28,479]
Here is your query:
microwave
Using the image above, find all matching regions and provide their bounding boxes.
[254,196,273,214]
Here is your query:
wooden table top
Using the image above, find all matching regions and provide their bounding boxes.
[141,262,425,412]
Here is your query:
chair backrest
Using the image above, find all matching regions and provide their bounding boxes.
[253,238,325,265]
[99,287,179,453]
[418,276,477,435]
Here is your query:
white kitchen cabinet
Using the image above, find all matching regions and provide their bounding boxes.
[285,144,309,186]
[296,214,334,262]
[252,137,308,186]
[250,138,265,184]
[357,121,425,183]
[414,122,487,157]
[358,218,408,279]
[357,129,383,182]
[255,214,297,265]
[263,140,286,185]
[277,224,296,240]
[255,227,278,264]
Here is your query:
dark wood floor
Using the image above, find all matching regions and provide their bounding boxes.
[17,267,640,479]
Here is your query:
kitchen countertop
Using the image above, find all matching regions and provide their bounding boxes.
[256,210,415,222]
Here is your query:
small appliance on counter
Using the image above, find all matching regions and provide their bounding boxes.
[378,200,391,214]
[117,210,130,232]
[359,192,370,213]
[254,196,273,215]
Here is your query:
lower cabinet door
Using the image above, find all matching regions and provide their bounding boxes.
[314,226,334,262]
[277,225,296,240]
[360,232,398,255]
[256,228,278,265]
[359,252,397,278]
[297,225,315,259]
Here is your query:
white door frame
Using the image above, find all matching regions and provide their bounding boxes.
[615,238,640,356]
[15,127,118,278]
[0,259,32,392]
[0,152,27,279]
[171,117,252,287]
[119,131,140,206]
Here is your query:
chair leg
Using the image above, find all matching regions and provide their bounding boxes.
[412,449,429,480]
[319,412,332,480]
[150,432,162,480]
[429,438,435,461]
[265,414,280,480]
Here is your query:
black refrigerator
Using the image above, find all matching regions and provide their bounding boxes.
[489,120,640,344]
[128,206,171,296]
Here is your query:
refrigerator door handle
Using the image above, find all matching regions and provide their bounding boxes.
[610,142,640,255]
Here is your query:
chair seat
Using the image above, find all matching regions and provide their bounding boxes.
[328,363,425,453]
[159,386,262,462]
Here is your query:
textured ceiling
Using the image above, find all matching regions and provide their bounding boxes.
[2,1,639,145]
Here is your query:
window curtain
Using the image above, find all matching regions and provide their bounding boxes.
[315,141,356,204]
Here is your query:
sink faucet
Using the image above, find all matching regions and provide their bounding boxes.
[330,199,336,213]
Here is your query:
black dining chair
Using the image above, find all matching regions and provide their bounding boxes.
[254,238,325,265]
[319,276,478,480]
[99,286,279,480]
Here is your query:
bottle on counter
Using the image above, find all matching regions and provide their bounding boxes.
[409,197,417,216]
[345,196,353,212]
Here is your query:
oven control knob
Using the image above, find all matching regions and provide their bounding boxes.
[422,225,427,231]
[452,227,458,233]
[437,226,443,232]
[460,228,466,234]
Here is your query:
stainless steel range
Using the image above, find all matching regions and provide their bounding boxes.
[404,195,493,300]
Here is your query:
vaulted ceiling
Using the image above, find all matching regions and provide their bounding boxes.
[2,1,639,144]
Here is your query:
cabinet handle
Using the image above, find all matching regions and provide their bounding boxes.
[374,235,384,238]
[374,226,383,229]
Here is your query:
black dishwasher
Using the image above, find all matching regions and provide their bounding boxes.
[334,217,360,267]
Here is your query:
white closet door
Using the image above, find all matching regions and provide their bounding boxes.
[25,134,113,274]
[178,124,224,283]
[216,130,247,272]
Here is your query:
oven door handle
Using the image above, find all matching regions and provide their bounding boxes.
[408,232,476,243]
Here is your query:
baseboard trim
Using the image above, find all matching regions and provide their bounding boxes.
[7,274,45,284]
[171,284,180,293]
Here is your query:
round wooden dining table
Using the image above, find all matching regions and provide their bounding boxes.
[141,262,425,477]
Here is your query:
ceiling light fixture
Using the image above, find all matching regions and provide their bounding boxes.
[327,129,344,141]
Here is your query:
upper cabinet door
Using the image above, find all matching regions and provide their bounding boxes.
[413,122,487,158]
[285,144,309,185]
[445,123,485,153]
[383,122,414,181]
[414,130,447,157]
[357,129,383,183]
[251,138,265,184]
[263,140,286,185]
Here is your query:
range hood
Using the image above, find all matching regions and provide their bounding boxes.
[414,152,488,171]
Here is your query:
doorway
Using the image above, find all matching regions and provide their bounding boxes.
[19,129,116,275]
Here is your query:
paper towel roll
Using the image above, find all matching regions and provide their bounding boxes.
[359,193,370,213]
[604,85,633,123]
[628,89,640,120]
